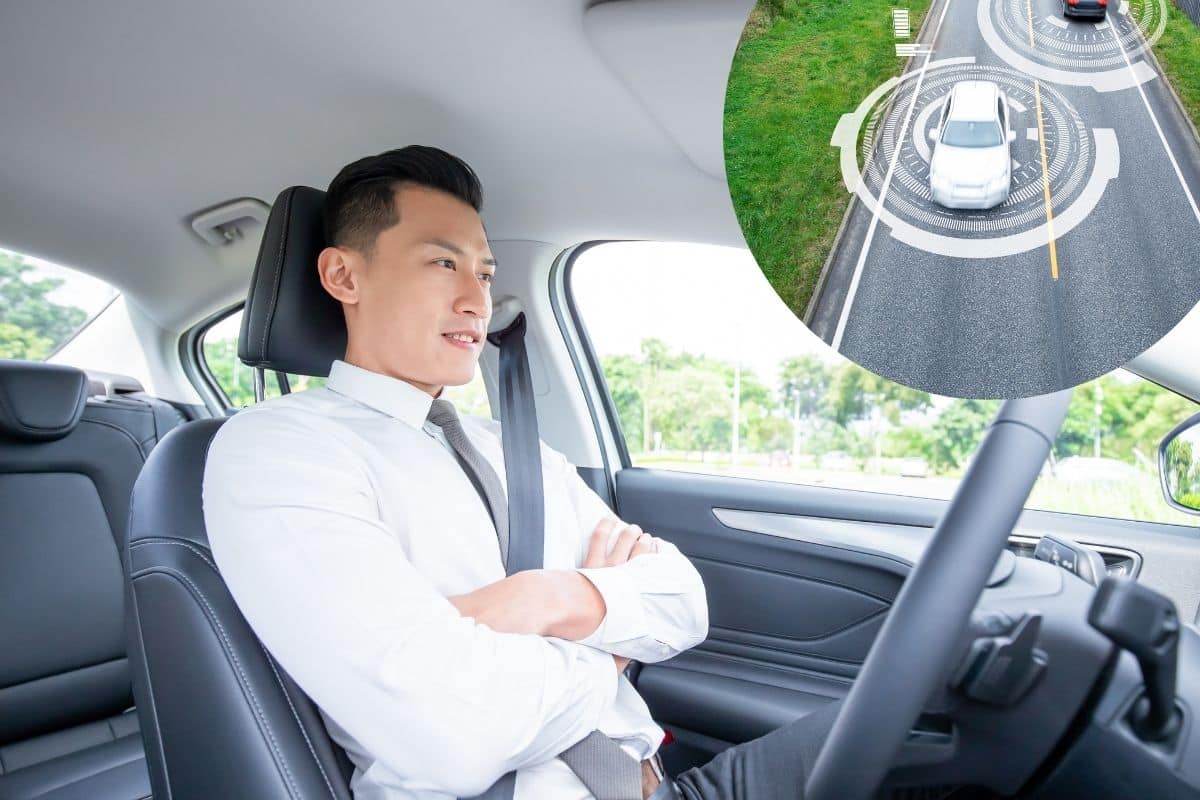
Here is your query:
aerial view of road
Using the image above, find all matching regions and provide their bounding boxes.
[807,0,1200,397]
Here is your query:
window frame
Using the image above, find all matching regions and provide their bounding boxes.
[549,241,633,503]
[181,302,245,415]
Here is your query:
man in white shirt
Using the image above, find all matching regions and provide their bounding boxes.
[203,146,842,800]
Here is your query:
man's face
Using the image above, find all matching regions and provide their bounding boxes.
[323,184,494,396]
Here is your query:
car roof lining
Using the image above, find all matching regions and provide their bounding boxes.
[0,0,751,332]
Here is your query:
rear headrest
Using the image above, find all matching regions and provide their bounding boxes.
[238,186,347,377]
[0,360,89,442]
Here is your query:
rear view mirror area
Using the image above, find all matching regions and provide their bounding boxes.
[1160,412,1200,514]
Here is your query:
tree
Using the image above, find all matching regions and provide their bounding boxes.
[929,399,1000,472]
[778,354,833,419]
[0,323,53,361]
[826,362,930,427]
[600,353,647,451]
[0,251,89,360]
[202,336,327,408]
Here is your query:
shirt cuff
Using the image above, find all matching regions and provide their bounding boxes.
[575,566,649,648]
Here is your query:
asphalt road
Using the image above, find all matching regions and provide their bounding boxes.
[808,0,1200,398]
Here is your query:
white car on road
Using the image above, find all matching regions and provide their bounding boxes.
[928,80,1015,210]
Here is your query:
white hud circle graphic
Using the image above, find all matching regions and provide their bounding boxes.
[832,59,1119,258]
[978,0,1168,91]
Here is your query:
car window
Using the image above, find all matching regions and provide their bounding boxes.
[997,99,1005,130]
[0,245,118,361]
[941,119,1004,148]
[198,307,491,417]
[569,241,1200,528]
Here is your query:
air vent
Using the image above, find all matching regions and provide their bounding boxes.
[1007,533,1142,579]
[188,198,271,247]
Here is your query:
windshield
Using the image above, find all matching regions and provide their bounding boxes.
[941,119,1003,148]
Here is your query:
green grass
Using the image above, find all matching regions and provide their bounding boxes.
[1143,1,1200,130]
[724,0,933,316]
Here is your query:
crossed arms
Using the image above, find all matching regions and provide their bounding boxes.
[202,409,709,796]
[448,514,665,672]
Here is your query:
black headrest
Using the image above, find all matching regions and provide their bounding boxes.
[239,186,347,377]
[0,360,89,442]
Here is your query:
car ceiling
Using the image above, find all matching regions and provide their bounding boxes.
[0,0,752,331]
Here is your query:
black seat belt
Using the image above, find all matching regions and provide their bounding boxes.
[486,312,544,575]
[467,313,641,800]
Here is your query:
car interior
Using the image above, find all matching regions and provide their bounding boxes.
[1,2,1199,799]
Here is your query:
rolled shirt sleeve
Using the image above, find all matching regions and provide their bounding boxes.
[557,450,709,663]
[203,409,619,797]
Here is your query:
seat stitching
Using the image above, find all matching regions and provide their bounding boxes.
[126,487,173,798]
[261,188,294,361]
[131,538,216,570]
[131,566,303,800]
[261,646,339,800]
[78,417,148,459]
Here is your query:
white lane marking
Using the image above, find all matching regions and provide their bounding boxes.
[1095,20,1111,29]
[1047,15,1070,29]
[1108,8,1200,228]
[1027,127,1041,141]
[977,0,1158,92]
[831,0,955,351]
[1119,1,1129,15]
[1010,98,1029,113]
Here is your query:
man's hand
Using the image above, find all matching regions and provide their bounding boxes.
[583,515,660,569]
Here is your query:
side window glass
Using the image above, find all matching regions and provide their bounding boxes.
[997,99,1005,129]
[199,309,314,407]
[568,242,1199,527]
[198,307,490,417]
[0,246,117,360]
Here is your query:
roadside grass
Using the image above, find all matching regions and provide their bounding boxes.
[724,0,933,317]
[1142,0,1200,131]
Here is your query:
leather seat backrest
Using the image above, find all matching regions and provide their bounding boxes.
[125,419,353,800]
[125,186,355,799]
[0,360,162,747]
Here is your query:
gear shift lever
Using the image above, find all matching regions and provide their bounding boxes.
[1087,577,1182,742]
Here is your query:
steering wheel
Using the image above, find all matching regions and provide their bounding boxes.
[803,392,1073,800]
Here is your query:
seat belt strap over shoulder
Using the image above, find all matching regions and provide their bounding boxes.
[486,312,544,577]
[465,313,642,800]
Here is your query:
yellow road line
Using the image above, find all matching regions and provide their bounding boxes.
[1027,0,1061,281]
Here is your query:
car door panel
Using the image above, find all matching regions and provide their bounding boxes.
[613,465,1200,772]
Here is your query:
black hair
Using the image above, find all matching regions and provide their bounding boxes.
[322,145,483,254]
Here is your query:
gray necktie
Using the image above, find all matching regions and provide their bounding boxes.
[427,398,510,566]
[427,398,643,800]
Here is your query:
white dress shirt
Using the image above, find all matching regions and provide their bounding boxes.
[202,359,709,799]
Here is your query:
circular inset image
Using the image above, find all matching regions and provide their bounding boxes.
[724,0,1200,398]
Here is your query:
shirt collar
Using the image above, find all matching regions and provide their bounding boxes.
[326,359,440,430]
